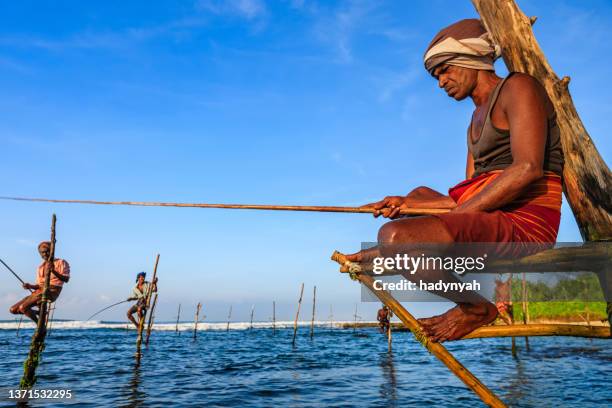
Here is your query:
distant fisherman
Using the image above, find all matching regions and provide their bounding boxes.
[126,272,157,327]
[377,305,392,333]
[9,241,70,323]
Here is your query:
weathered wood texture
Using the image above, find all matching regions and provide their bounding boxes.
[472,0,611,241]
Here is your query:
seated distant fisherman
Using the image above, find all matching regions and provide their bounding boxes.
[126,272,158,328]
[9,241,70,323]
[343,19,564,342]
[377,305,392,333]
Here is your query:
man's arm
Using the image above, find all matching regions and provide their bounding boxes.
[50,260,70,283]
[466,151,475,180]
[453,74,547,213]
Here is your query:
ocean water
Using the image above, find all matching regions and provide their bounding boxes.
[0,321,610,407]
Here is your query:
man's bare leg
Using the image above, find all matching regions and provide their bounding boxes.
[345,216,497,342]
[13,293,42,324]
[127,311,139,328]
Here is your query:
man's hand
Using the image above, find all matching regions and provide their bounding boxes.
[362,196,407,219]
[22,283,34,290]
[127,297,137,301]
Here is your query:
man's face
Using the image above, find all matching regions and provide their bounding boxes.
[138,276,145,284]
[38,245,50,260]
[432,64,478,101]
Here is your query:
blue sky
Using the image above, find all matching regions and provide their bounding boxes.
[1,0,610,322]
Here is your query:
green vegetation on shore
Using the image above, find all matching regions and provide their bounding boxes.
[513,301,607,321]
[509,273,606,321]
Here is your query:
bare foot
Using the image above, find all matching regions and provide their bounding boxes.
[418,303,498,342]
[344,247,381,263]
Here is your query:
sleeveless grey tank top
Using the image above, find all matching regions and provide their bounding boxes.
[468,73,564,178]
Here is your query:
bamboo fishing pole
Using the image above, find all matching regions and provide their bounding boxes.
[292,283,304,348]
[1,258,33,337]
[21,214,57,389]
[0,258,33,291]
[87,300,130,321]
[331,250,507,408]
[145,293,158,346]
[310,286,316,340]
[0,196,449,216]
[136,254,159,352]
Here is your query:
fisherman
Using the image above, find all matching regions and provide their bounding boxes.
[494,277,513,325]
[126,272,158,327]
[344,19,564,342]
[377,305,392,333]
[9,241,70,323]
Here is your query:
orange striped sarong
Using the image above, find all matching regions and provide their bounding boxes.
[435,170,563,246]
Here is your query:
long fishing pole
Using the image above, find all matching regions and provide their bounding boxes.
[0,258,33,293]
[0,196,449,216]
[87,300,130,321]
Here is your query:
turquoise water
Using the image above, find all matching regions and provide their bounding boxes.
[0,325,610,407]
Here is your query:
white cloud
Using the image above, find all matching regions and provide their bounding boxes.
[15,238,36,247]
[197,0,267,20]
[0,17,207,51]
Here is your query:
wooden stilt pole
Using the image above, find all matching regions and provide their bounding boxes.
[176,303,181,334]
[508,274,517,358]
[521,273,530,351]
[193,302,201,340]
[46,303,56,338]
[272,301,276,335]
[292,283,304,347]
[353,304,358,333]
[16,316,23,338]
[310,286,316,339]
[329,305,333,328]
[20,214,57,389]
[136,254,159,354]
[250,305,254,330]
[332,251,507,408]
[387,309,393,352]
[226,305,232,332]
[460,324,610,340]
[145,293,158,346]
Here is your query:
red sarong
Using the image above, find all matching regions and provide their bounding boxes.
[434,171,563,244]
